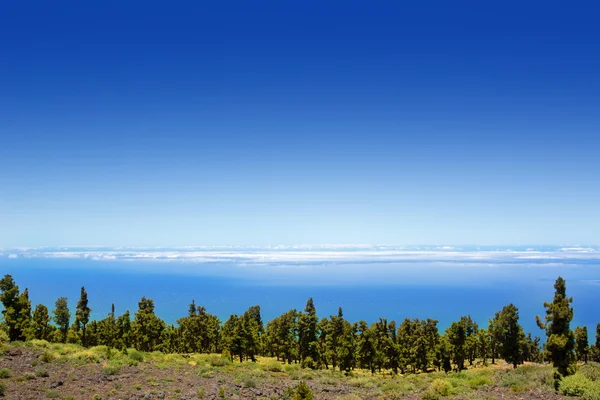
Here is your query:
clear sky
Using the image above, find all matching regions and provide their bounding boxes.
[1,2,599,247]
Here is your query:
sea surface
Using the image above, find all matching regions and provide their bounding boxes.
[1,245,599,337]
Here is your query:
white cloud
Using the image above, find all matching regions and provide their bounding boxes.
[3,245,599,266]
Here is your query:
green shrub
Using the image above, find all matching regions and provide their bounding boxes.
[262,360,284,372]
[0,368,11,378]
[0,383,5,396]
[581,364,600,382]
[35,368,50,378]
[560,373,600,399]
[421,378,452,399]
[196,386,206,398]
[128,349,144,362]
[244,379,257,388]
[293,381,314,400]
[218,386,226,398]
[46,389,60,398]
[285,364,301,373]
[103,363,121,375]
[210,355,230,367]
[561,374,590,396]
[431,379,452,396]
[468,376,492,388]
[348,377,375,388]
[41,351,54,363]
[301,357,315,369]
[500,372,529,391]
[420,389,441,400]
[24,372,36,380]
[62,396,77,400]
[199,369,215,379]
[0,329,9,343]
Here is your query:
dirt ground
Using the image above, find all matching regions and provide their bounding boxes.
[0,347,567,400]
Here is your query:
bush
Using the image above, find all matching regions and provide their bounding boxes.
[0,329,9,343]
[420,378,453,400]
[560,373,600,399]
[301,357,315,369]
[293,381,314,400]
[581,364,600,382]
[244,379,257,388]
[0,383,5,396]
[24,372,36,380]
[41,351,54,363]
[500,372,529,391]
[103,363,121,376]
[46,389,59,398]
[128,349,144,362]
[35,368,50,378]
[468,376,492,388]
[196,386,206,398]
[348,377,375,388]
[0,368,11,378]
[262,360,284,372]
[210,355,230,367]
[420,389,441,400]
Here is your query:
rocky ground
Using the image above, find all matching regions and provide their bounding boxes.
[0,346,569,400]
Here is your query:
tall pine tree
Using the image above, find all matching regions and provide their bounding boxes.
[75,287,91,347]
[536,276,576,381]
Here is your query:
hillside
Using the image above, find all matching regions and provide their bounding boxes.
[1,340,595,400]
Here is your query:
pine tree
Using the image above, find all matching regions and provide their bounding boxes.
[132,297,166,351]
[593,323,600,362]
[16,288,32,340]
[240,306,261,362]
[75,286,92,347]
[536,276,576,381]
[493,304,525,368]
[325,308,346,371]
[438,336,452,373]
[462,316,479,366]
[316,317,329,368]
[221,314,244,362]
[356,321,376,373]
[574,326,589,363]
[31,304,51,340]
[298,298,318,367]
[446,319,467,371]
[0,275,31,341]
[188,300,197,317]
[116,310,132,349]
[98,303,118,348]
[488,317,500,364]
[53,297,71,343]
[477,329,490,364]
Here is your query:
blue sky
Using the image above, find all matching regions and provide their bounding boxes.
[1,2,599,247]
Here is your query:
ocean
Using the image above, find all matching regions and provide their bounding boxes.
[1,246,599,338]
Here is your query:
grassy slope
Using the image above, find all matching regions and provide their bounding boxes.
[0,340,598,399]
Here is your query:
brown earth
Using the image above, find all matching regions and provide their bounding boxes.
[0,347,566,400]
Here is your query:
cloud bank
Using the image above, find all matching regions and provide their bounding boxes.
[1,245,598,265]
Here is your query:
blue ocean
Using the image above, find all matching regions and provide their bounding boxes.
[1,246,599,338]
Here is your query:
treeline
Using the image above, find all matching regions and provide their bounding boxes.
[0,275,597,378]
